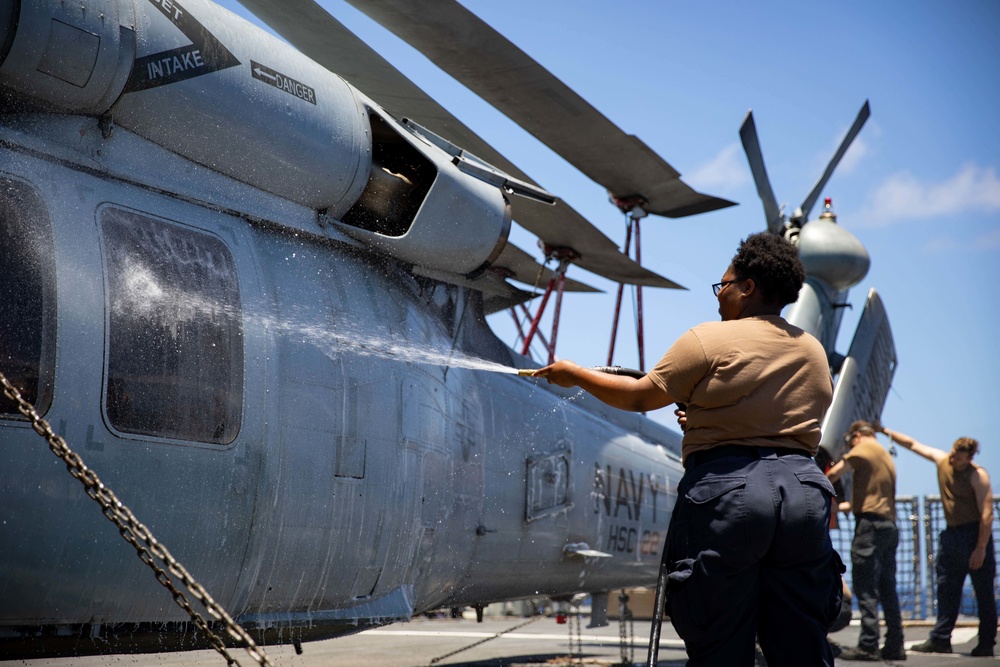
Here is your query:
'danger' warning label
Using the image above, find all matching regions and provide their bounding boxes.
[251,61,316,105]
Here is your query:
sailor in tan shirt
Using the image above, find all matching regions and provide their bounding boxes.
[878,426,995,656]
[826,420,904,661]
[535,233,841,667]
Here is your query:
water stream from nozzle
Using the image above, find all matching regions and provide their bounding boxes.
[249,310,528,374]
[316,327,523,374]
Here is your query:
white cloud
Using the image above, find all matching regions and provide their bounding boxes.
[684,142,750,193]
[913,225,1000,257]
[861,163,1000,226]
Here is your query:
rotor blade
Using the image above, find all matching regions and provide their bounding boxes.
[341,0,735,219]
[798,99,871,222]
[235,0,682,289]
[492,243,603,293]
[739,109,784,235]
[514,200,684,289]
[460,270,537,315]
[481,287,535,316]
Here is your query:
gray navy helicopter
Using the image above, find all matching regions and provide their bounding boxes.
[0,0,892,661]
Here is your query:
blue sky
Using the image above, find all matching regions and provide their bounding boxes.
[221,0,1000,499]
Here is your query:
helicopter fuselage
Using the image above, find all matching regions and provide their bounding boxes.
[0,2,683,657]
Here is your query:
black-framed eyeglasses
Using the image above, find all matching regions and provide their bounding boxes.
[712,280,737,297]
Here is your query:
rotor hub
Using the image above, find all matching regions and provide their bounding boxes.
[797,218,870,290]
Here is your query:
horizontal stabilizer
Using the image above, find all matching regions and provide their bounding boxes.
[818,289,897,462]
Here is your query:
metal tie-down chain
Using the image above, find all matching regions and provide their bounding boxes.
[0,371,273,667]
[427,614,542,665]
[617,590,634,666]
[568,608,582,664]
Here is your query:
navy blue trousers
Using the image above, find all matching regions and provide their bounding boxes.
[664,448,844,667]
[930,522,997,647]
[851,515,904,652]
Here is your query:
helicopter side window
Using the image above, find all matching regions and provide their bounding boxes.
[101,208,243,444]
[525,451,571,522]
[0,178,56,417]
[340,113,435,237]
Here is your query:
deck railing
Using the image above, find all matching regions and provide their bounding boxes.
[830,495,1000,620]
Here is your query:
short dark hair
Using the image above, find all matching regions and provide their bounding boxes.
[731,232,806,307]
[846,420,876,438]
[953,436,979,458]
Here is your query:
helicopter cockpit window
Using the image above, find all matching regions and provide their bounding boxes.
[101,208,243,445]
[340,113,435,237]
[0,178,56,417]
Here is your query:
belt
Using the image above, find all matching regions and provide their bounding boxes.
[944,521,980,531]
[684,444,809,470]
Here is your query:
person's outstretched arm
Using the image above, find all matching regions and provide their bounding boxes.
[877,424,947,464]
[532,360,678,412]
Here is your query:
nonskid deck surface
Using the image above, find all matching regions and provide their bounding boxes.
[8,616,997,666]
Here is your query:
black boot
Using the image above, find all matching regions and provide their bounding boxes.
[838,645,881,661]
[970,643,995,657]
[910,637,952,653]
[881,644,907,660]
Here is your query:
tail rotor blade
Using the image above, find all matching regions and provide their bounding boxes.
[798,99,871,222]
[739,109,784,235]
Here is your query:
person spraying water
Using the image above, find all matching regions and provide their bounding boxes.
[532,232,843,667]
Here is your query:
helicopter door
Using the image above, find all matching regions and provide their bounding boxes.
[95,202,258,612]
[402,373,483,609]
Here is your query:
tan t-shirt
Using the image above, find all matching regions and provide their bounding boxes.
[844,439,897,520]
[647,315,833,464]
[937,458,981,527]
